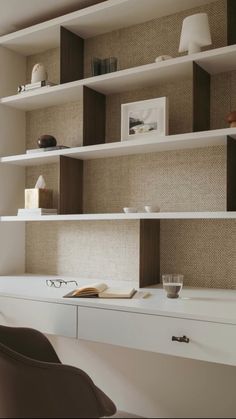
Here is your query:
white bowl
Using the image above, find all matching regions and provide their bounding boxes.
[144,205,160,213]
[123,207,137,214]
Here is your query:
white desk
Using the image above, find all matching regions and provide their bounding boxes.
[0,275,236,366]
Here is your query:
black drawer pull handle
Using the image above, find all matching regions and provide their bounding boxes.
[172,335,190,344]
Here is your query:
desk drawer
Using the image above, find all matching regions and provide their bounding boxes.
[0,296,77,338]
[78,307,236,366]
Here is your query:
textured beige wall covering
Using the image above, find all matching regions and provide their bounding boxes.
[25,0,236,289]
[26,102,83,151]
[161,220,236,289]
[84,0,227,76]
[83,146,226,213]
[26,221,140,281]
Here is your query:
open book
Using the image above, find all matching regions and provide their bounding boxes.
[63,283,137,299]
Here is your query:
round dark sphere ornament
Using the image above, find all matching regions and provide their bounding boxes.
[37,135,57,148]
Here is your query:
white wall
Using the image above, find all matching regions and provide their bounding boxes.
[0,46,26,274]
[49,336,236,418]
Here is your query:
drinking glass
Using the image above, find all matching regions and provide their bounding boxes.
[162,274,184,299]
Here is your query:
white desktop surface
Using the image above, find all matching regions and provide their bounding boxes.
[0,275,236,325]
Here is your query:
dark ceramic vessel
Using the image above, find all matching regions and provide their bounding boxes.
[37,135,57,148]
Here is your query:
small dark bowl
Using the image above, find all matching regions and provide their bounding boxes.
[38,135,57,148]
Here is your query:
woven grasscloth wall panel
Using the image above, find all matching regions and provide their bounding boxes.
[26,102,83,151]
[25,0,236,288]
[83,146,226,214]
[84,0,227,77]
[161,220,236,289]
[26,221,140,282]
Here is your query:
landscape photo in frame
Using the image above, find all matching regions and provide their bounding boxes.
[128,108,158,136]
[121,97,168,141]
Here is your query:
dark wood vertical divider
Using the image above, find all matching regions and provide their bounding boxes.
[227,136,236,211]
[139,220,160,288]
[59,156,83,214]
[83,86,106,146]
[60,27,84,84]
[227,0,236,46]
[193,62,211,132]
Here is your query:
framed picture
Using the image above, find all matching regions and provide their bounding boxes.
[121,97,168,141]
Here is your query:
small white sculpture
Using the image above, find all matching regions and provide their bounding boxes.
[35,175,46,189]
[31,63,48,84]
[155,55,172,63]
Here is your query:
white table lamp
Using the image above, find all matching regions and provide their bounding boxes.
[179,13,212,55]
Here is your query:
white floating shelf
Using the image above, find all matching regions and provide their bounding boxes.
[1,212,236,222]
[0,81,84,111]
[1,45,236,112]
[1,129,236,166]
[0,0,217,56]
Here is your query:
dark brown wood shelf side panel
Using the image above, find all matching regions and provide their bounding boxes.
[59,156,83,214]
[227,0,236,46]
[227,136,236,211]
[60,27,84,84]
[193,62,211,133]
[83,86,106,146]
[139,219,160,288]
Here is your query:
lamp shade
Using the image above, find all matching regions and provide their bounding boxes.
[179,13,212,54]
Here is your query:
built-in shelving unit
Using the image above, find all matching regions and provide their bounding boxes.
[0,0,236,287]
[0,0,218,56]
[1,129,236,166]
[1,45,236,111]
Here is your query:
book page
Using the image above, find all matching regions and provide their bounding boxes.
[72,283,108,297]
[99,287,136,299]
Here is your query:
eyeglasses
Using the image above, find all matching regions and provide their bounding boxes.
[46,279,78,289]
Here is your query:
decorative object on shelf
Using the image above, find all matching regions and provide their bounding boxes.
[155,55,172,63]
[104,57,118,73]
[91,57,101,76]
[35,175,46,189]
[18,208,57,216]
[31,63,48,83]
[37,134,57,148]
[162,274,184,299]
[24,175,53,210]
[144,205,160,213]
[17,81,56,94]
[123,207,137,213]
[91,56,118,76]
[227,111,236,128]
[27,145,69,154]
[121,97,169,141]
[179,13,212,55]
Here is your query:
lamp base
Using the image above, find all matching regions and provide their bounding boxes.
[188,42,201,55]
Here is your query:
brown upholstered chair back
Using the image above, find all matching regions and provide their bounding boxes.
[0,326,116,418]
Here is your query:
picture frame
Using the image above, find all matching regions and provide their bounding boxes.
[121,97,168,141]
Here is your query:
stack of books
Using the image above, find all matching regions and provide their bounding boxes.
[17,81,56,93]
[17,208,58,217]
